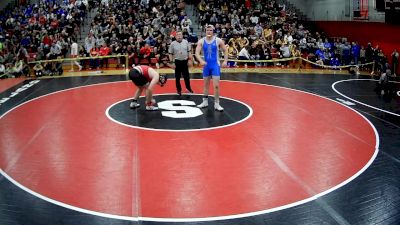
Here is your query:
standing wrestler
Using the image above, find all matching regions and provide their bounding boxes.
[128,65,167,111]
[195,24,228,111]
[169,31,194,95]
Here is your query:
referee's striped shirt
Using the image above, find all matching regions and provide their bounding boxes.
[169,39,191,60]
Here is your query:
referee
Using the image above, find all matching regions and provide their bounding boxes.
[169,31,193,95]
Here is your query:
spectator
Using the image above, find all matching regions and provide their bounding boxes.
[33,62,44,77]
[315,47,325,62]
[17,45,29,63]
[0,63,5,78]
[99,42,111,68]
[360,46,366,65]
[139,43,152,64]
[48,42,62,59]
[391,49,398,76]
[180,16,192,28]
[70,38,82,71]
[126,45,135,67]
[221,2,229,14]
[89,45,99,69]
[238,45,250,66]
[376,69,395,96]
[323,38,332,51]
[280,43,291,67]
[315,56,324,66]
[331,57,340,68]
[250,13,259,25]
[227,41,238,67]
[53,56,64,76]
[351,41,360,65]
[78,45,88,70]
[12,59,26,77]
[249,42,260,67]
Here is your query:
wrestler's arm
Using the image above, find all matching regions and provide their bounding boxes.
[195,39,206,65]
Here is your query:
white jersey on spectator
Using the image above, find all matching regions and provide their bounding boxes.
[280,45,291,58]
[250,16,259,24]
[238,47,250,59]
[50,43,62,56]
[101,0,109,7]
[181,18,192,27]
[287,35,293,44]
[85,36,95,53]
[0,64,5,73]
[96,37,105,47]
[71,43,79,56]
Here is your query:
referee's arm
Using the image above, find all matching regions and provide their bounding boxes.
[168,43,174,63]
[168,43,176,68]
[168,53,174,63]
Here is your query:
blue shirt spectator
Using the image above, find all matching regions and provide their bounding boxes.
[316,48,325,61]
[57,8,66,16]
[24,6,33,17]
[324,40,331,51]
[145,36,156,46]
[342,43,351,64]
[351,42,361,64]
[21,36,31,47]
[331,57,340,67]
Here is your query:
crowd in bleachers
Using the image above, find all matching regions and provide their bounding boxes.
[196,0,396,75]
[1,0,398,78]
[0,0,88,78]
[79,0,198,70]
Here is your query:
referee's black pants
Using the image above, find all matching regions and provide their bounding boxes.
[175,59,192,93]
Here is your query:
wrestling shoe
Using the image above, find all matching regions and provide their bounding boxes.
[214,103,224,112]
[146,105,159,111]
[129,101,140,108]
[197,98,208,108]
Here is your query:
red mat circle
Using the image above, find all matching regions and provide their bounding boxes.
[0,80,377,220]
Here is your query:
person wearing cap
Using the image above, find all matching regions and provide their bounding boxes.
[195,24,228,111]
[168,31,193,95]
[128,65,168,111]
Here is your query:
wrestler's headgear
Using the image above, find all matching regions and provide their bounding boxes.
[159,74,167,87]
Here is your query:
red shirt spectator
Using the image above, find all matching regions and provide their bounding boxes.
[99,44,111,56]
[140,44,152,58]
[90,47,99,57]
[170,28,177,38]
[39,15,47,26]
[28,16,37,25]
[245,0,251,9]
[50,19,59,29]
[42,35,52,46]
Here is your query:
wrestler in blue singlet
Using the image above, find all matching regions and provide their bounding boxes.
[202,37,220,77]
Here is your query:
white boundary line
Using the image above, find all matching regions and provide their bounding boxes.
[0,169,135,221]
[332,78,400,117]
[0,79,380,222]
[105,94,253,132]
